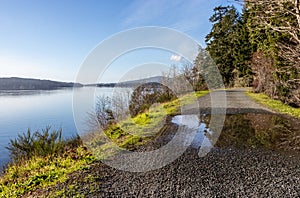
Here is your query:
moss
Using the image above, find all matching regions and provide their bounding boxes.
[132,113,151,125]
[119,135,143,150]
[104,125,127,140]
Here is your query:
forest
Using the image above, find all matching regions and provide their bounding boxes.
[197,0,300,107]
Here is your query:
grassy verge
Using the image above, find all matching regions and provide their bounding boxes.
[85,90,209,156]
[246,91,300,119]
[0,147,95,197]
[0,90,209,197]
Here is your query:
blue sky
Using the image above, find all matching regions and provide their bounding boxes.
[0,0,241,83]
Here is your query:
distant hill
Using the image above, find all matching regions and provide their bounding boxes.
[93,76,165,87]
[0,77,83,90]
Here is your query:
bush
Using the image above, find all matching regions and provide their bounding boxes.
[6,127,82,162]
[129,82,177,117]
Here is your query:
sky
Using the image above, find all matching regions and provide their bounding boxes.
[0,0,241,83]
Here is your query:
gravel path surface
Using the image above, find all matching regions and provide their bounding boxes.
[97,148,300,197]
[36,147,300,197]
[28,89,300,197]
[184,88,273,115]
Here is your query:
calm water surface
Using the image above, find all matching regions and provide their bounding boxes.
[0,87,128,169]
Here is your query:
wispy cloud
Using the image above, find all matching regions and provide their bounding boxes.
[122,0,182,27]
[122,0,216,32]
[121,0,236,48]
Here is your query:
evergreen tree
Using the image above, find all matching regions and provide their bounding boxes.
[205,6,253,87]
[232,8,253,84]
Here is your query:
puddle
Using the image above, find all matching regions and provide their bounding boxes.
[172,113,300,153]
[171,115,212,150]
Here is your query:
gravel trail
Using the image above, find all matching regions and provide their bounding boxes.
[184,88,273,115]
[35,147,300,197]
[28,89,300,197]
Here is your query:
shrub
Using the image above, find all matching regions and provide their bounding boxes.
[6,127,81,162]
[129,82,177,117]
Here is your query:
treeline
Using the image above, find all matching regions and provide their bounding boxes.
[88,76,164,88]
[202,0,299,107]
[0,77,83,90]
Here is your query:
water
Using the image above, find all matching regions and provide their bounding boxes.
[172,113,300,153]
[171,115,212,149]
[0,87,130,170]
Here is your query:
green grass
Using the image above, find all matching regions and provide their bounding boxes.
[246,91,300,119]
[0,147,95,197]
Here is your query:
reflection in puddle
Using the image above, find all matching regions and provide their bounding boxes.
[171,115,213,157]
[172,114,300,153]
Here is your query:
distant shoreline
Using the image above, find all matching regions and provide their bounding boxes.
[0,77,83,91]
[0,76,165,90]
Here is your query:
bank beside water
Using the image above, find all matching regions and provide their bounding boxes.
[0,87,132,172]
[1,89,299,197]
